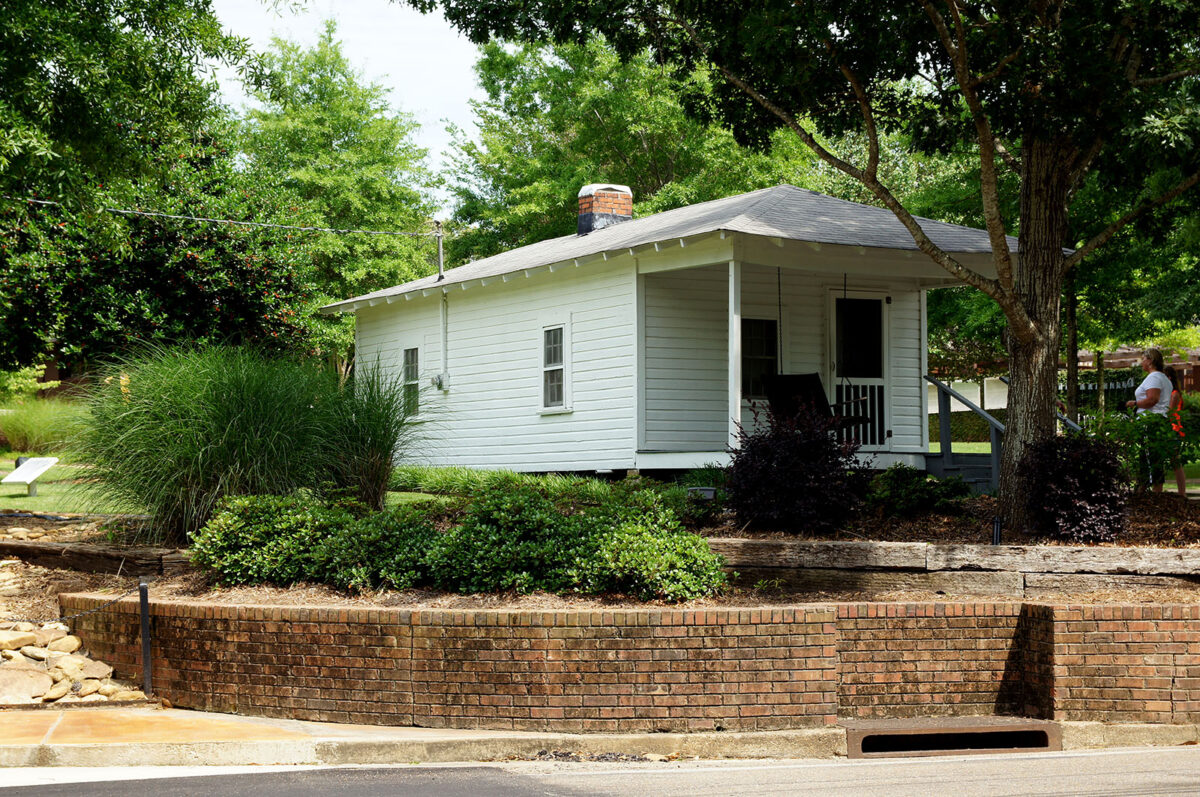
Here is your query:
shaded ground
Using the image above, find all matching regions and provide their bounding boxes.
[700,492,1200,547]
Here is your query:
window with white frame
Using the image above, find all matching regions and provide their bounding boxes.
[741,318,779,399]
[542,325,566,409]
[402,347,419,415]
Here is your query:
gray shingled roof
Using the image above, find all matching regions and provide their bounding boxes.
[323,184,1014,312]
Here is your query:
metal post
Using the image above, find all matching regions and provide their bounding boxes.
[989,425,1002,492]
[435,220,444,281]
[139,578,152,696]
[992,516,1002,545]
[937,387,954,468]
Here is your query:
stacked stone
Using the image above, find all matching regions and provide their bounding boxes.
[0,621,147,705]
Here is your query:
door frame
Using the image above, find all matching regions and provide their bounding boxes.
[827,288,891,451]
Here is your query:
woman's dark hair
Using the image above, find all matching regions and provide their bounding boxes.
[1144,348,1165,372]
[1165,365,1180,390]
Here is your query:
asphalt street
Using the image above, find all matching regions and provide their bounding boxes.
[6,747,1200,796]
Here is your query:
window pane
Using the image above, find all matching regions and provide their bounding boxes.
[544,327,563,367]
[741,319,778,398]
[403,348,419,382]
[544,368,563,407]
[403,383,419,415]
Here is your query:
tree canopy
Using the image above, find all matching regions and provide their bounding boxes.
[444,38,783,264]
[0,0,251,203]
[240,21,439,358]
[0,111,315,371]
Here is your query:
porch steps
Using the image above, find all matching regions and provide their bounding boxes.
[841,716,1061,759]
[925,452,994,493]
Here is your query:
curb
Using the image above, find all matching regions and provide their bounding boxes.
[0,728,845,768]
[4,720,1200,767]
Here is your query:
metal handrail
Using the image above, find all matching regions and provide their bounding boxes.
[997,376,1083,432]
[924,375,1006,433]
[924,375,1004,491]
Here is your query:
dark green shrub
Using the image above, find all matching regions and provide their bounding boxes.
[1020,433,1126,543]
[427,481,587,594]
[190,493,354,585]
[726,405,866,533]
[928,408,1008,443]
[427,482,728,600]
[315,506,438,592]
[864,464,970,518]
[192,482,728,603]
[579,494,728,601]
[1088,411,1177,488]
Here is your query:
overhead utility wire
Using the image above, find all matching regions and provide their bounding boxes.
[2,195,439,239]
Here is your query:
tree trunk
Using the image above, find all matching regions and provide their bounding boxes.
[1064,271,1079,423]
[997,138,1073,531]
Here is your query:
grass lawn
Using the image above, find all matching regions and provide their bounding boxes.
[0,449,138,514]
[385,491,451,509]
[927,441,994,454]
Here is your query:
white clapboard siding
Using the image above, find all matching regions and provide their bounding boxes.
[887,289,925,451]
[356,259,636,471]
[641,264,728,450]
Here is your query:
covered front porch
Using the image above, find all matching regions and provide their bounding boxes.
[629,232,988,473]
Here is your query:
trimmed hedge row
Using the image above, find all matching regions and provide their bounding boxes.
[191,480,729,602]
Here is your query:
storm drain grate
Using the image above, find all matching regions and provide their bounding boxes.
[842,717,1061,759]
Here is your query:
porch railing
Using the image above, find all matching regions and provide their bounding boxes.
[925,375,1005,492]
[926,375,1084,493]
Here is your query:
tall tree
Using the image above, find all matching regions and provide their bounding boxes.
[0,111,315,372]
[0,0,250,203]
[241,21,438,359]
[446,38,783,264]
[411,0,1200,528]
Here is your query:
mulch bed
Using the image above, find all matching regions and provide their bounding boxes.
[698,493,1200,548]
[6,494,1200,619]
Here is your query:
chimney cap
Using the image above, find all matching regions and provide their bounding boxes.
[578,183,632,198]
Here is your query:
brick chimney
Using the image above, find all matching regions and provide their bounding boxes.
[577,183,633,235]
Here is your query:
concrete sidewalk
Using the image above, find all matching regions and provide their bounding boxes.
[0,704,844,767]
[4,705,1200,768]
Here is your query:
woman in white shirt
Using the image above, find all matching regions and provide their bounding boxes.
[1126,348,1173,491]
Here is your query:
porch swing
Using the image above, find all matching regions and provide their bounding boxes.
[761,273,881,445]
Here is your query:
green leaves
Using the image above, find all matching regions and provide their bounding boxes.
[240,20,438,358]
[0,0,250,202]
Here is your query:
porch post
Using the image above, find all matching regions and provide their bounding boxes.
[728,260,742,450]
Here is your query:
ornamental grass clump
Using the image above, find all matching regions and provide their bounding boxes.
[79,346,415,544]
[0,398,86,453]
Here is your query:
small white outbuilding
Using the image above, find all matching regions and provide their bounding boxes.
[322,184,1006,474]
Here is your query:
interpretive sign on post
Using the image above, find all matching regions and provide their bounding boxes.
[1,457,59,496]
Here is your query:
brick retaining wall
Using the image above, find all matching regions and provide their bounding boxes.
[59,595,1200,730]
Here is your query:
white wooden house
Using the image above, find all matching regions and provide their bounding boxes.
[322,184,1006,473]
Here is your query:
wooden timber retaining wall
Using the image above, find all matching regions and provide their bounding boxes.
[60,594,1200,731]
[708,539,1200,597]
